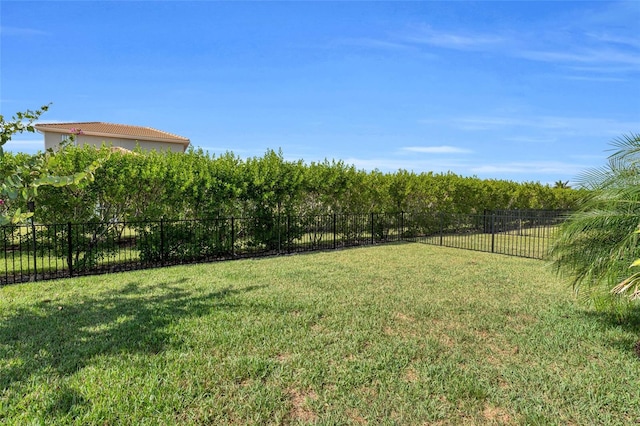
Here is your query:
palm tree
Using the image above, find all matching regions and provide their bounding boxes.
[549,133,640,309]
[553,180,571,189]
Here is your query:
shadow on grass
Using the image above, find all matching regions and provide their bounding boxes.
[579,306,640,356]
[0,279,266,390]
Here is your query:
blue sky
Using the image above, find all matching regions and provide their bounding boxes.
[2,1,639,184]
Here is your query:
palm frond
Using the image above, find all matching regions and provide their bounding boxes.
[611,271,640,300]
[608,132,640,162]
[550,132,640,307]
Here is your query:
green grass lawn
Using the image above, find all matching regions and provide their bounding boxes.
[1,243,639,425]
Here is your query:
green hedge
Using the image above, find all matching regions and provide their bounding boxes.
[5,145,583,225]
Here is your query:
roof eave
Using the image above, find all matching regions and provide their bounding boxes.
[35,125,190,146]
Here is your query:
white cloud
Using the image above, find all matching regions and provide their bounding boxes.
[339,156,589,181]
[471,161,587,176]
[504,136,557,144]
[0,26,49,36]
[451,116,531,131]
[517,48,640,69]
[335,37,417,52]
[438,115,639,138]
[402,146,472,154]
[587,32,640,49]
[343,156,470,173]
[398,6,640,74]
[404,25,505,50]
[331,4,639,80]
[561,75,627,83]
[570,153,607,161]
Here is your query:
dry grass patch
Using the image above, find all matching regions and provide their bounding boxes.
[287,388,318,423]
[275,353,293,363]
[404,366,419,383]
[395,312,415,322]
[346,407,368,424]
[482,404,514,424]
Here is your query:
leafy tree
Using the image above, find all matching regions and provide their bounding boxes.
[0,104,50,156]
[550,133,640,314]
[1,105,50,224]
[0,105,103,225]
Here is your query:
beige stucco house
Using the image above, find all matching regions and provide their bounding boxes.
[34,122,190,152]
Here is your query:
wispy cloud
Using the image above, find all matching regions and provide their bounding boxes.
[587,32,640,49]
[517,48,640,69]
[402,145,472,154]
[471,161,587,176]
[437,115,639,138]
[561,75,627,83]
[403,25,505,51]
[340,156,587,180]
[504,136,557,144]
[422,28,639,73]
[450,116,532,131]
[571,153,607,161]
[343,156,470,173]
[0,26,49,36]
[328,2,639,77]
[334,37,417,52]
[394,4,640,75]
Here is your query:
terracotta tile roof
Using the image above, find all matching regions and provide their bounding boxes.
[34,122,190,146]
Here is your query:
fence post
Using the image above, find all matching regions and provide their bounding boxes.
[439,213,444,246]
[491,213,495,253]
[2,227,7,283]
[231,217,235,257]
[30,210,37,282]
[160,218,165,266]
[371,212,375,245]
[483,209,489,233]
[287,216,293,253]
[333,213,337,250]
[67,222,73,276]
[400,211,404,242]
[518,210,523,236]
[284,214,291,253]
[277,213,282,254]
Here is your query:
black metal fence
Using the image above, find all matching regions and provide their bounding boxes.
[415,210,568,259]
[1,210,567,285]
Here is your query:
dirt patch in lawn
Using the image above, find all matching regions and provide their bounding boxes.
[287,388,318,423]
[482,403,513,424]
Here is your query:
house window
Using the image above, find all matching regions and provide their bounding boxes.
[61,135,70,142]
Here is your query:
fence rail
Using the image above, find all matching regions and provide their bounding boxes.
[1,210,567,285]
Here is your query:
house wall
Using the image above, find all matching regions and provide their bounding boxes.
[43,133,187,152]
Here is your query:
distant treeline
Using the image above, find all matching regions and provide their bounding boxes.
[2,146,583,224]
